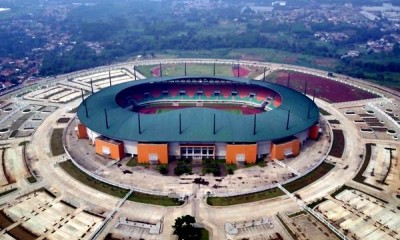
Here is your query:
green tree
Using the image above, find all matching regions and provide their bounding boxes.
[172,215,201,240]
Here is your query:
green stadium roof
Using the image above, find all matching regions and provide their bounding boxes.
[77,76,319,143]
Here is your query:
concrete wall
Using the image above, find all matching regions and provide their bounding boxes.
[95,137,124,160]
[308,124,319,140]
[168,142,180,156]
[215,142,227,158]
[87,128,100,145]
[124,140,138,156]
[137,143,169,164]
[226,144,257,164]
[294,129,309,144]
[270,138,300,160]
[257,141,271,155]
[76,123,88,139]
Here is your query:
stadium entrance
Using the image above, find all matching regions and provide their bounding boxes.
[180,145,215,160]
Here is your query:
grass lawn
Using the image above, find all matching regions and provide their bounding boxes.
[57,118,71,124]
[137,63,248,78]
[184,64,233,76]
[331,184,388,203]
[60,160,182,206]
[207,187,284,206]
[352,143,383,191]
[0,188,18,197]
[353,143,374,183]
[18,141,30,146]
[126,157,138,167]
[328,119,340,124]
[60,160,128,198]
[328,130,345,158]
[226,164,237,175]
[201,159,221,176]
[307,198,327,209]
[200,228,210,240]
[283,162,335,193]
[136,65,154,78]
[207,161,334,206]
[50,128,65,156]
[166,64,234,77]
[319,108,331,116]
[157,108,172,114]
[226,109,242,114]
[256,159,266,167]
[26,176,37,183]
[287,211,306,218]
[127,191,183,206]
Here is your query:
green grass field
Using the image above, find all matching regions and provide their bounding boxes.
[60,160,182,206]
[136,65,154,78]
[136,63,235,78]
[207,187,284,206]
[155,107,242,114]
[207,161,335,206]
[156,108,172,114]
[200,228,210,240]
[50,128,65,156]
[226,109,241,114]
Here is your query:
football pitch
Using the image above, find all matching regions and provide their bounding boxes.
[155,106,243,114]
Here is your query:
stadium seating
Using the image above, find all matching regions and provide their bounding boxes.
[116,83,282,111]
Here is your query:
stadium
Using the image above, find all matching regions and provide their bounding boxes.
[76,76,320,164]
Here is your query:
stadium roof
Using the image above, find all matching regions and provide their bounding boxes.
[77,76,319,143]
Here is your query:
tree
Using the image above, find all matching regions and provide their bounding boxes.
[172,215,201,240]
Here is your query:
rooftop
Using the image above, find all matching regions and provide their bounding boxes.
[77,76,319,143]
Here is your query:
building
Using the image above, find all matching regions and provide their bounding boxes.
[76,76,320,164]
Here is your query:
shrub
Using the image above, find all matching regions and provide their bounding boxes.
[158,165,168,175]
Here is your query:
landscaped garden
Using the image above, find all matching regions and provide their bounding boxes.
[328,129,345,158]
[207,161,335,206]
[0,188,18,197]
[174,159,193,175]
[331,184,387,203]
[283,162,335,193]
[352,143,383,191]
[207,187,284,206]
[319,108,331,116]
[127,191,183,206]
[201,158,223,176]
[57,118,71,124]
[60,160,183,206]
[50,128,65,156]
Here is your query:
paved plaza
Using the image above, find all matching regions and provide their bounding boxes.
[0,59,399,240]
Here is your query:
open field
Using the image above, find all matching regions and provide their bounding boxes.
[268,70,379,103]
[140,105,258,115]
[137,63,255,79]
